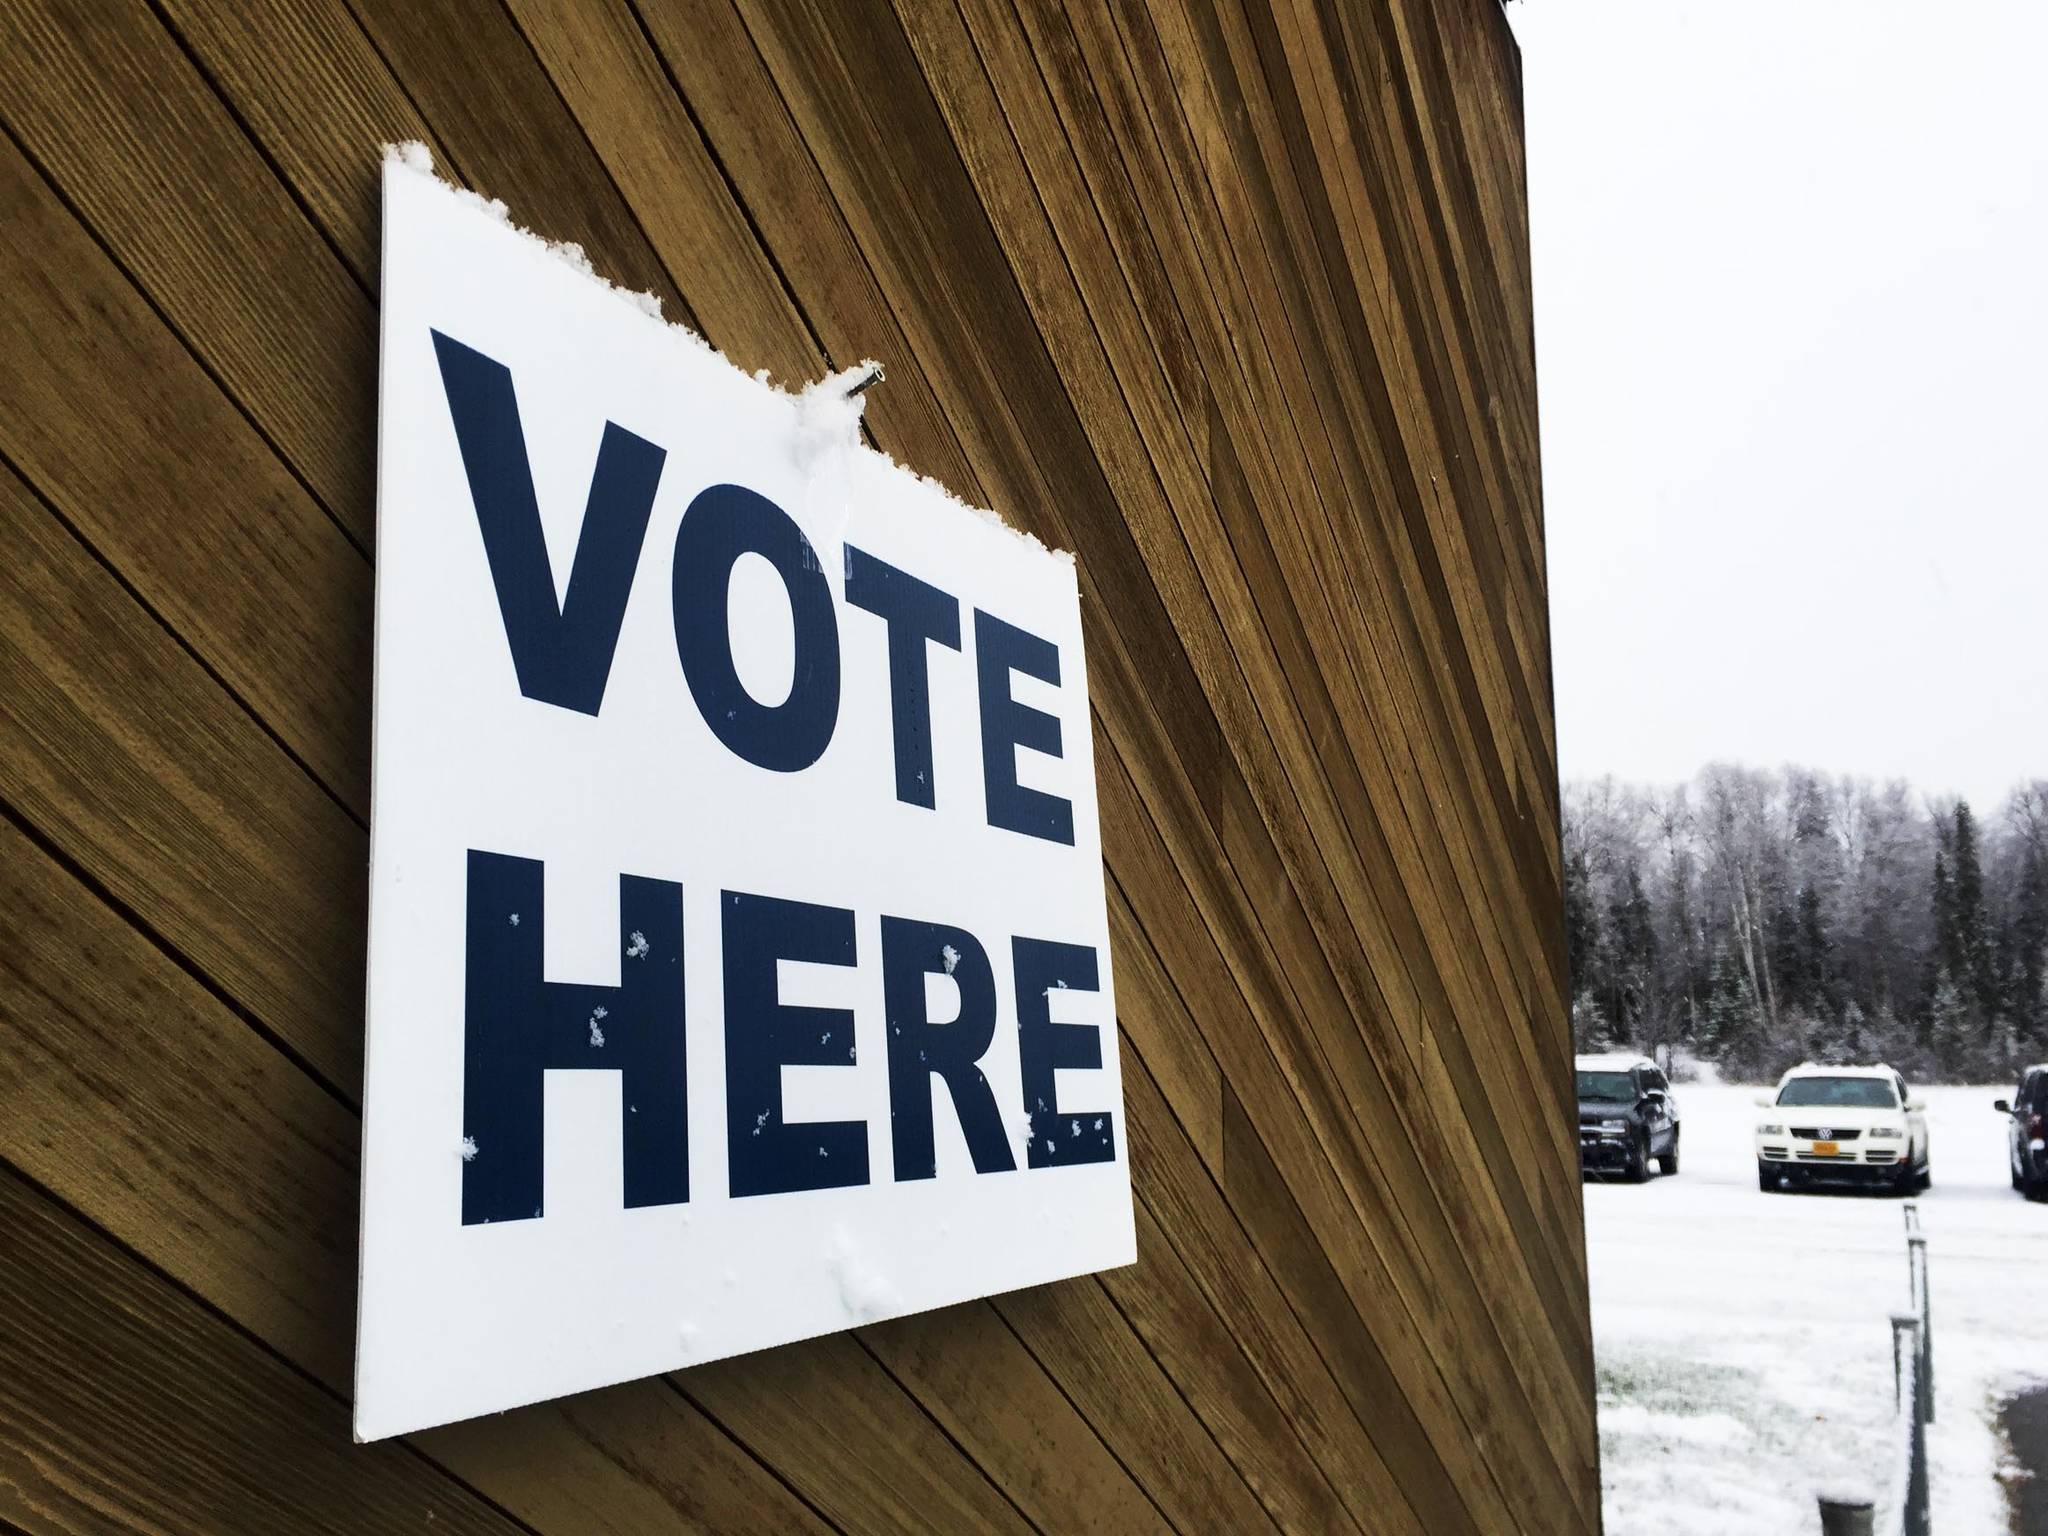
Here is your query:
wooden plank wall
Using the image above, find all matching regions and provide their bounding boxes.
[0,0,1596,1531]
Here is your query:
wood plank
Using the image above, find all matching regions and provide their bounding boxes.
[500,0,822,388]
[344,0,689,320]
[1118,1073,1435,1535]
[1103,879,1222,1174]
[854,1304,1173,1536]
[950,0,1587,1356]
[0,133,372,823]
[1088,710,1541,1531]
[0,0,378,545]
[682,1334,1032,1536]
[1064,15,1589,1515]
[1216,1079,1501,1536]
[153,0,446,288]
[0,1167,527,1536]
[628,0,987,503]
[989,1278,1281,1536]
[0,454,367,1103]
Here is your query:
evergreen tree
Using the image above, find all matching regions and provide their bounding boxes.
[1951,802,1997,1023]
[1840,999,1870,1061]
[1563,847,1600,1013]
[1700,938,1752,1067]
[2011,839,2048,1046]
[1606,861,1658,1042]
[1931,850,1956,988]
[1795,884,1832,1012]
[1926,970,1972,1077]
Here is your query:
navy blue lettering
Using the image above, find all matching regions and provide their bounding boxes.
[462,850,687,1224]
[723,892,869,1196]
[974,610,1074,844]
[432,332,665,717]
[844,547,960,808]
[1013,937,1115,1168]
[673,485,840,772]
[880,918,1015,1180]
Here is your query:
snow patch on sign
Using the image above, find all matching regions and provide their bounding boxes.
[792,363,873,474]
[1002,1101,1036,1164]
[828,1225,901,1323]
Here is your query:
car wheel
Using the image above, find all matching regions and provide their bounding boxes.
[1891,1160,1915,1197]
[1658,1130,1680,1177]
[1757,1160,1777,1193]
[1917,1159,1932,1193]
[1628,1133,1650,1182]
[2015,1149,2026,1191]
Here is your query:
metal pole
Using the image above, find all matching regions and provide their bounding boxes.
[1907,1232,1933,1422]
[1891,1312,1930,1536]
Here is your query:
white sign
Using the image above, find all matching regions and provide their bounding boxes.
[355,150,1134,1441]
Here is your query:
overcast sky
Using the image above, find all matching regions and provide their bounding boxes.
[1506,1,2048,811]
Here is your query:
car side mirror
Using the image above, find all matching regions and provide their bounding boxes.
[1906,1096,1926,1112]
[1995,1099,2012,1114]
[1753,1094,1773,1109]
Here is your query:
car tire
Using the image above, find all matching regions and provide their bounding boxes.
[1757,1160,1777,1193]
[1891,1160,1914,1197]
[1916,1160,1931,1193]
[1658,1131,1680,1177]
[2015,1150,2026,1191]
[1628,1133,1650,1183]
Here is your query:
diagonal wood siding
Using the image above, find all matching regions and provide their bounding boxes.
[0,0,1596,1531]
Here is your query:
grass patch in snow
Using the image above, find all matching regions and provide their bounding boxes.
[1597,1341,1879,1536]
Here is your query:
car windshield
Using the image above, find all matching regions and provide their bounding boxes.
[1578,1071,1635,1102]
[1775,1077,1898,1109]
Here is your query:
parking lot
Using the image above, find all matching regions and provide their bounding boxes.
[1586,1082,2047,1533]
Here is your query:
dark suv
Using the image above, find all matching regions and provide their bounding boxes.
[1577,1054,1680,1181]
[1996,1065,2047,1201]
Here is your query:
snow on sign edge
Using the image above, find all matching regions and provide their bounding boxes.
[376,141,1072,565]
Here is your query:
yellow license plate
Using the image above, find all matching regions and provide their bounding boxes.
[1812,1140,1839,1156]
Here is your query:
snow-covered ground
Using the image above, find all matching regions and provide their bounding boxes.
[1586,1083,2046,1534]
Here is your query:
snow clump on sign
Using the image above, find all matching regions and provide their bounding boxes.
[791,362,877,475]
[828,1225,902,1323]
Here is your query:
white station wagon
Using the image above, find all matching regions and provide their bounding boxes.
[1755,1063,1930,1194]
